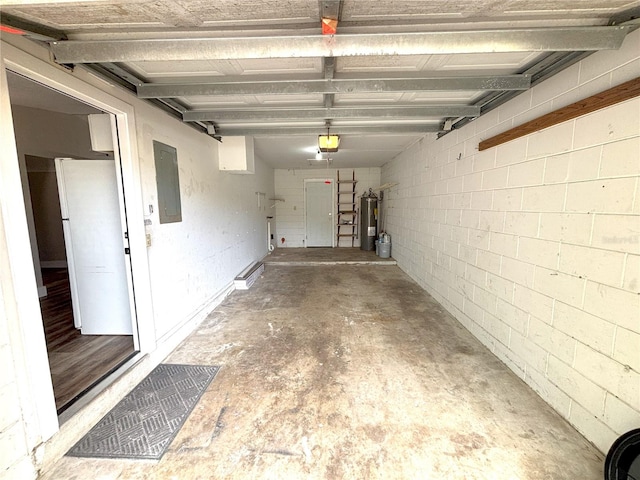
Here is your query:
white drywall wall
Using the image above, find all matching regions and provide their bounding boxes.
[275,167,381,247]
[381,29,640,453]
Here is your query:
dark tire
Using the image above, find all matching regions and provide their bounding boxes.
[605,428,640,480]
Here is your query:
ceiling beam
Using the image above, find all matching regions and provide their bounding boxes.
[182,105,479,122]
[214,125,441,136]
[137,75,531,98]
[50,26,631,63]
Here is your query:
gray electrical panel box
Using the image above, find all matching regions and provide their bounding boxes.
[153,140,182,224]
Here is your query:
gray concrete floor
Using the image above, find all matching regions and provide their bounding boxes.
[42,249,604,479]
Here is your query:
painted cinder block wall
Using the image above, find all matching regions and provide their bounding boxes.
[275,167,381,247]
[381,29,640,453]
[134,98,275,342]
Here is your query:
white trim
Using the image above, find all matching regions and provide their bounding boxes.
[109,115,141,350]
[152,282,234,362]
[0,53,58,447]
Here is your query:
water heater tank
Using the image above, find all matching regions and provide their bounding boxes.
[360,197,377,251]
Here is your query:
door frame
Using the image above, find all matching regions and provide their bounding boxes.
[304,178,335,247]
[0,41,154,443]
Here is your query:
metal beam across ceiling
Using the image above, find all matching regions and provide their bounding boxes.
[136,75,531,98]
[213,124,441,136]
[183,105,480,122]
[49,26,631,63]
[2,0,638,168]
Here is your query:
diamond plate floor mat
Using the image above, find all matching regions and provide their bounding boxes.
[67,364,220,460]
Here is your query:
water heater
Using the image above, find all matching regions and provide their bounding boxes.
[360,197,377,251]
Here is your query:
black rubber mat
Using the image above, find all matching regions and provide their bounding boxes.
[67,364,220,460]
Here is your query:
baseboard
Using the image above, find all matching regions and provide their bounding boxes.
[41,261,68,268]
[152,281,235,363]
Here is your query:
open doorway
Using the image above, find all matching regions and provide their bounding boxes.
[6,71,137,415]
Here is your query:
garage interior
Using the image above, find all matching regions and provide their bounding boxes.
[0,1,639,479]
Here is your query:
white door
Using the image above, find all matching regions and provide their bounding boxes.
[305,180,334,247]
[55,158,133,335]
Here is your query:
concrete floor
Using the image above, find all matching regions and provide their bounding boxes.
[42,249,604,479]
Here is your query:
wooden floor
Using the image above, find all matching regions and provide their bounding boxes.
[40,268,135,413]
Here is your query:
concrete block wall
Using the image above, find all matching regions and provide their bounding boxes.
[274,168,381,247]
[381,29,640,453]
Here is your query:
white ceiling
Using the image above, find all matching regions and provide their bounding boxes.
[2,0,638,169]
[253,133,423,169]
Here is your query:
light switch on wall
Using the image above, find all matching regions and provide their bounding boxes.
[146,233,152,247]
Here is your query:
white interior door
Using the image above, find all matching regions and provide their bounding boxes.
[305,180,333,247]
[55,158,133,335]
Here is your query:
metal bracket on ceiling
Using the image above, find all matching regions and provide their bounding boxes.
[320,0,343,21]
[206,124,222,143]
